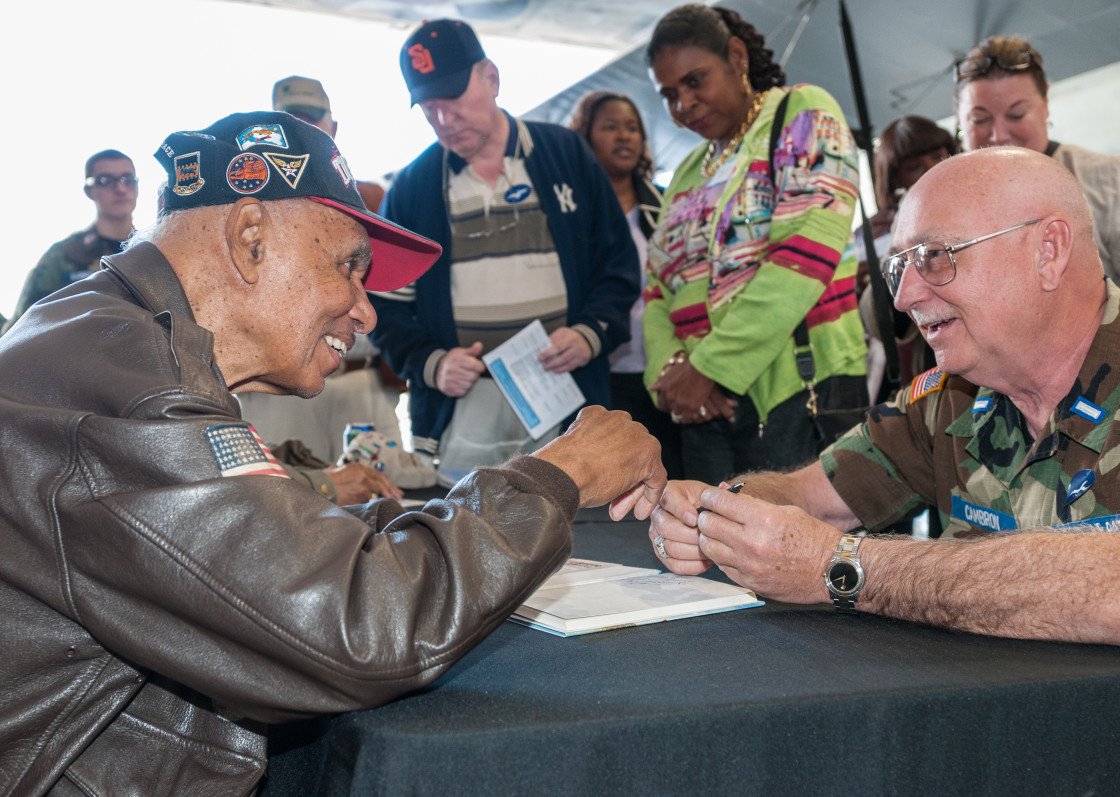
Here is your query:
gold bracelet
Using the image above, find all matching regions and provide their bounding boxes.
[658,350,688,381]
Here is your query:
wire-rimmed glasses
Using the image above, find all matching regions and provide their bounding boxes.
[881,219,1042,297]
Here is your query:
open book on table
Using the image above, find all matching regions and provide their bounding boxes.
[509,558,763,637]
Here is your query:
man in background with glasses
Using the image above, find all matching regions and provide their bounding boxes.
[372,19,639,470]
[649,146,1120,645]
[2,150,136,334]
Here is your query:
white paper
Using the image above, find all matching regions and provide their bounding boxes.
[481,320,586,439]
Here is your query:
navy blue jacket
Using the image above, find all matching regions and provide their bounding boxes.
[373,113,640,453]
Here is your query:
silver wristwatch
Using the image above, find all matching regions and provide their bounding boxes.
[823,535,865,615]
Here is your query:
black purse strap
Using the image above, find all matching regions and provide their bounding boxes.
[770,90,899,405]
[767,91,818,393]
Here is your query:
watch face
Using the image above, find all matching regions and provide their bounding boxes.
[827,561,861,597]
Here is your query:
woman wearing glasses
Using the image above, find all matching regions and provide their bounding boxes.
[642,4,868,484]
[955,35,1120,282]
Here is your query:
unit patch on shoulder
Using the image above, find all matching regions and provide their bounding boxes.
[205,424,290,479]
[908,367,947,405]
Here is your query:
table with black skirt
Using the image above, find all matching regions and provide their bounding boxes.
[262,504,1120,796]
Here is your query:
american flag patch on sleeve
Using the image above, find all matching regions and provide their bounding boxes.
[909,368,947,405]
[205,424,290,479]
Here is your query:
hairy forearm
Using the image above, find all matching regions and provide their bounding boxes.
[858,529,1120,645]
[732,463,861,531]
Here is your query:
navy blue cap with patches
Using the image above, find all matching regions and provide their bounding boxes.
[153,111,440,291]
[400,18,487,105]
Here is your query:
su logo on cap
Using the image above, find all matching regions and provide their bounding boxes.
[408,44,435,74]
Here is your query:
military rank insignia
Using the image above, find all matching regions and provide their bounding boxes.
[908,367,947,405]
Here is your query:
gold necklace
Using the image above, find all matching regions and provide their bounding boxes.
[700,88,771,179]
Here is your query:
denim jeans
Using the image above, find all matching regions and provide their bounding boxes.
[681,374,868,485]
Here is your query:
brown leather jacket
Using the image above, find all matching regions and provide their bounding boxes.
[0,243,576,795]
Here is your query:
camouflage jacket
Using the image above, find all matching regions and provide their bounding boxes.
[824,280,1120,538]
[3,226,127,332]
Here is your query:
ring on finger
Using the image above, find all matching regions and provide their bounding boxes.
[653,535,669,559]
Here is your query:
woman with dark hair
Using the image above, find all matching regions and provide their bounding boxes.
[954,35,1119,281]
[643,3,868,484]
[569,90,683,478]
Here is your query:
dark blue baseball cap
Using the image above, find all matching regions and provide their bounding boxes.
[400,19,487,105]
[154,111,440,291]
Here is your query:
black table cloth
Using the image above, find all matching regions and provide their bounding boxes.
[262,505,1120,796]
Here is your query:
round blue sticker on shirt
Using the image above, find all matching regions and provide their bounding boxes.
[505,184,531,204]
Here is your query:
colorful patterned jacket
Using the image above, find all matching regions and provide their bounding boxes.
[642,84,867,422]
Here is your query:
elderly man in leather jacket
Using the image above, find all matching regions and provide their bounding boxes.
[0,112,666,796]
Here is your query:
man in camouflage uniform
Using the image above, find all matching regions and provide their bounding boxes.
[2,150,136,334]
[649,146,1120,645]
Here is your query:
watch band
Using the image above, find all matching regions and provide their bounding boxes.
[826,535,864,615]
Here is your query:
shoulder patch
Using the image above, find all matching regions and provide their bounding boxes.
[205,424,290,479]
[909,368,947,405]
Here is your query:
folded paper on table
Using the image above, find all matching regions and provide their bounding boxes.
[510,561,763,637]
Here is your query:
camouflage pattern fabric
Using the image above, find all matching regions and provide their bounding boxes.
[3,226,126,332]
[823,280,1120,538]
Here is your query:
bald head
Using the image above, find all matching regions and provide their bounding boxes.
[899,146,1097,265]
[890,146,1107,403]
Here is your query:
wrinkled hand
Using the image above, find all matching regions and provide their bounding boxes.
[532,405,666,521]
[326,462,404,504]
[436,341,485,397]
[648,480,716,575]
[693,486,839,603]
[538,327,593,374]
[650,359,736,424]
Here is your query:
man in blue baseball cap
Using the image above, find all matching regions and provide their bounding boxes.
[373,19,641,470]
[0,110,666,795]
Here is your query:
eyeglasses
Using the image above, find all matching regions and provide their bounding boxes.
[85,174,139,189]
[881,219,1042,297]
[954,48,1043,82]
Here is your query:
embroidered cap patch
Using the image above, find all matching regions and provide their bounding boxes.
[205,424,290,479]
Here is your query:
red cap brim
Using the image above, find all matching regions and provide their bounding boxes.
[310,197,441,291]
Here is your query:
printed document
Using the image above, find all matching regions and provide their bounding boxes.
[482,320,585,439]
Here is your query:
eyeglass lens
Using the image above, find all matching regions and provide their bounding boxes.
[90,174,138,188]
[885,245,954,296]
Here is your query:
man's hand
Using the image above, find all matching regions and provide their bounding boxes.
[538,327,592,374]
[436,341,486,397]
[693,487,840,604]
[326,462,404,504]
[532,406,666,521]
[648,480,716,575]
